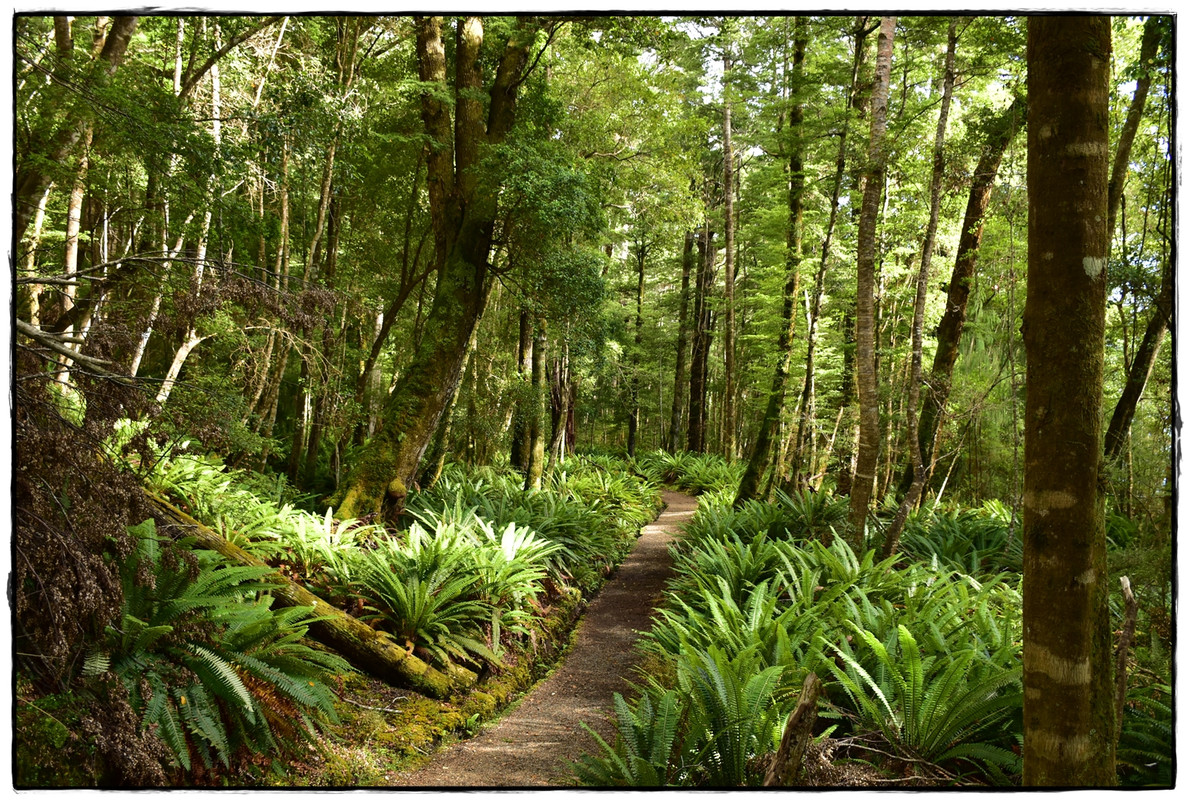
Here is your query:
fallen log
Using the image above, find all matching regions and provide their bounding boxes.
[148,493,475,699]
[764,671,822,787]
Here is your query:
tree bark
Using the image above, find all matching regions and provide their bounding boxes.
[737,17,806,506]
[510,308,534,473]
[1022,16,1115,786]
[763,672,821,787]
[847,16,895,546]
[148,495,471,699]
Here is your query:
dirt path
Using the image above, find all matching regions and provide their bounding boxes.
[391,490,696,787]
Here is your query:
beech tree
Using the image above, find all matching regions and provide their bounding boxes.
[1022,15,1115,786]
[333,16,558,520]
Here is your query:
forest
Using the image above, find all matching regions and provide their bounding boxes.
[11,13,1175,788]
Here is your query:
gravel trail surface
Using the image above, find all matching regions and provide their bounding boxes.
[391,490,696,787]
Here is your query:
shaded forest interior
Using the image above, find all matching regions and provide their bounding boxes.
[12,14,1174,789]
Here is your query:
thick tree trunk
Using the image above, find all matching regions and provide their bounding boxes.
[334,16,543,521]
[667,231,695,452]
[148,495,471,698]
[737,18,806,506]
[847,17,895,546]
[1022,16,1115,786]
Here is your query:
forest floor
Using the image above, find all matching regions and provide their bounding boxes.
[389,490,697,787]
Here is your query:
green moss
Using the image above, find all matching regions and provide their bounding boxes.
[14,693,103,787]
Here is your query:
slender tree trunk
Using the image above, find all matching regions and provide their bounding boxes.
[737,17,806,505]
[524,319,547,490]
[510,308,534,473]
[883,18,957,559]
[1104,255,1172,462]
[1022,16,1115,786]
[721,33,737,462]
[909,94,1026,491]
[847,17,895,545]
[1101,19,1167,464]
[688,225,716,453]
[627,244,645,457]
[667,231,695,452]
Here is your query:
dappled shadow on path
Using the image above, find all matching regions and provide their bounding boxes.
[391,490,696,787]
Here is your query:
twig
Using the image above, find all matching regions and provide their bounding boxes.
[1114,575,1139,740]
[333,689,407,714]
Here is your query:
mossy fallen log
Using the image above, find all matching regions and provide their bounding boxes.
[147,493,476,700]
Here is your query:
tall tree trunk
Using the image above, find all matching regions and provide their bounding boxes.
[688,224,716,453]
[524,319,547,490]
[1022,15,1115,786]
[667,231,695,452]
[846,16,895,546]
[721,30,737,462]
[334,16,546,521]
[909,94,1026,491]
[14,16,138,243]
[737,17,806,505]
[510,308,534,473]
[1101,18,1167,464]
[1106,16,1161,240]
[882,18,957,559]
[627,244,645,458]
[1104,255,1172,462]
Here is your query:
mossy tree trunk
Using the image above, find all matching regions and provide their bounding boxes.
[149,495,471,699]
[334,16,546,522]
[1022,15,1115,786]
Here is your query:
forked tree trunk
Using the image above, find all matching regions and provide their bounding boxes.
[846,16,895,546]
[334,16,544,522]
[1022,15,1115,786]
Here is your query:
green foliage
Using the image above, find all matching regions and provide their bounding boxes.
[1116,681,1174,787]
[574,690,684,786]
[100,519,349,774]
[820,623,1022,782]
